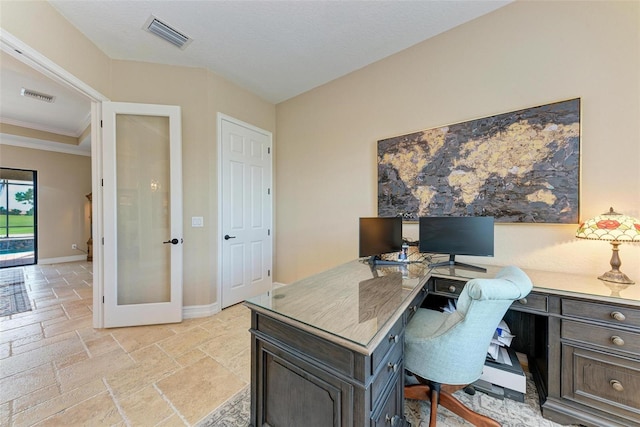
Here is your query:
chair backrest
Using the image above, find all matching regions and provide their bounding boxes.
[451,266,533,382]
[406,266,533,385]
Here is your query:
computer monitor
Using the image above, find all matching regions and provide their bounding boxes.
[418,216,494,272]
[359,217,404,266]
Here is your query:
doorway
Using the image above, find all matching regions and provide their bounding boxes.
[0,167,37,268]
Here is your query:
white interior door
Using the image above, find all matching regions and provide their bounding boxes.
[219,114,272,308]
[102,102,182,327]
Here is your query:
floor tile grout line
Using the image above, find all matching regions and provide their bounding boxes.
[10,361,64,423]
[75,328,93,358]
[153,382,191,426]
[110,331,130,357]
[103,377,132,427]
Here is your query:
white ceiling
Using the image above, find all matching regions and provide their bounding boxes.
[0,51,91,136]
[1,0,512,150]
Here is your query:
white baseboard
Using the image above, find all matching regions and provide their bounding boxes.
[39,255,87,264]
[183,302,220,319]
[273,281,288,288]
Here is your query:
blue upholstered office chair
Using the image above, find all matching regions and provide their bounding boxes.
[404,266,533,427]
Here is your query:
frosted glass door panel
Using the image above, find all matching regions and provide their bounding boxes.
[116,114,170,305]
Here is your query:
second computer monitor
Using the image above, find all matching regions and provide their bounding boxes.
[419,216,494,271]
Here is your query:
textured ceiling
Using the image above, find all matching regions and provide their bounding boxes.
[48,0,512,104]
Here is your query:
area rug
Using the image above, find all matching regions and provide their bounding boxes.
[0,267,32,317]
[198,372,569,427]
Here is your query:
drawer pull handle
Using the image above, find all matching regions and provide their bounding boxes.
[410,305,418,313]
[387,362,399,372]
[389,334,399,343]
[611,311,626,322]
[610,379,624,392]
[385,414,401,425]
[611,336,625,346]
[448,285,456,293]
[518,297,528,305]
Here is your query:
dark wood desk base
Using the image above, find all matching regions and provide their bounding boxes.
[249,272,640,426]
[430,276,640,427]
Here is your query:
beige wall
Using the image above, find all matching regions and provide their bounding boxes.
[110,60,276,306]
[275,1,640,283]
[0,123,80,146]
[0,1,112,97]
[0,144,92,260]
[1,2,276,308]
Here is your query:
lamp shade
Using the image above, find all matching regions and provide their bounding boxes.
[576,208,640,242]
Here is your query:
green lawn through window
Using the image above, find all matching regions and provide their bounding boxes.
[0,214,35,236]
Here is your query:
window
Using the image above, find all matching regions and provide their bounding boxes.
[0,168,37,268]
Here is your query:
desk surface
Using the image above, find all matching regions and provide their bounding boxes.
[245,260,640,355]
[246,260,428,353]
[431,264,640,305]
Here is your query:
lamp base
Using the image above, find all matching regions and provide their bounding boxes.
[598,241,636,285]
[598,270,635,285]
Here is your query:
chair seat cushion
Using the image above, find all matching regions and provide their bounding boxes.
[405,308,449,341]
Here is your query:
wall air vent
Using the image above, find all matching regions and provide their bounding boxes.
[144,16,192,49]
[20,88,55,103]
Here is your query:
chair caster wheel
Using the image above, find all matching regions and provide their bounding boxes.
[463,385,476,395]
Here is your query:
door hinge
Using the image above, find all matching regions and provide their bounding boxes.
[268,269,271,277]
[101,179,104,187]
[267,188,270,195]
[268,147,271,154]
[102,296,104,303]
[268,229,270,236]
[100,120,103,128]
[102,237,104,245]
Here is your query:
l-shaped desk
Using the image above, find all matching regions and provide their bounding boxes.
[245,260,640,427]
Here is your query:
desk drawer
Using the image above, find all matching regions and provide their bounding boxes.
[562,320,640,355]
[371,341,403,408]
[510,293,548,313]
[371,317,403,375]
[406,285,428,323]
[562,344,640,423]
[433,278,464,297]
[563,299,640,329]
[371,369,403,427]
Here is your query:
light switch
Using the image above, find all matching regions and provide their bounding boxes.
[191,216,204,227]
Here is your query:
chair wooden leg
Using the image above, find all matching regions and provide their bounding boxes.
[438,388,501,427]
[429,383,440,427]
[405,378,501,427]
[404,383,431,401]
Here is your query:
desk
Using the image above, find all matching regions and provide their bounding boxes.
[245,261,640,427]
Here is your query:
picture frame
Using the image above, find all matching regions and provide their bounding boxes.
[377,98,581,223]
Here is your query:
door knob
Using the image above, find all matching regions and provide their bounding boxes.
[163,238,179,245]
[224,235,236,240]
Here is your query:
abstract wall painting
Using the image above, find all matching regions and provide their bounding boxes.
[378,98,581,223]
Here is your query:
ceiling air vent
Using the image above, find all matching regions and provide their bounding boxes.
[144,16,192,49]
[21,88,55,103]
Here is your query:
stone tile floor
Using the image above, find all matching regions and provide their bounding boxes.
[0,261,250,426]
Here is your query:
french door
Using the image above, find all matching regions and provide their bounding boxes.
[102,102,182,327]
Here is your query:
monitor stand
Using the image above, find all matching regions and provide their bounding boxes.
[367,255,407,267]
[428,254,487,272]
